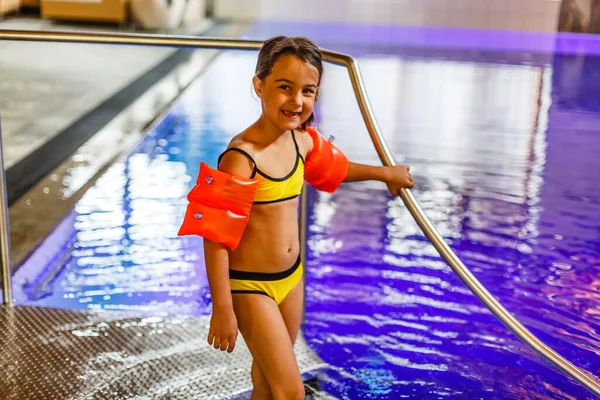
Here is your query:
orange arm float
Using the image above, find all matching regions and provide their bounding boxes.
[304,126,349,193]
[177,162,258,251]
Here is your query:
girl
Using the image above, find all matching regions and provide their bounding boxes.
[179,36,414,399]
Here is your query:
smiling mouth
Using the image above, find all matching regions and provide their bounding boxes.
[282,110,300,118]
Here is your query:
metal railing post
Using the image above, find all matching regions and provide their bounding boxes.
[0,112,14,306]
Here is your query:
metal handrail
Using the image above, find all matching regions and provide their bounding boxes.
[0,29,598,396]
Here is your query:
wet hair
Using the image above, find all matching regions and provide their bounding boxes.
[255,36,323,128]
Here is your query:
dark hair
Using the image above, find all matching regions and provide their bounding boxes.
[255,36,323,127]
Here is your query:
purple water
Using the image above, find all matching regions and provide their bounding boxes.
[11,23,600,399]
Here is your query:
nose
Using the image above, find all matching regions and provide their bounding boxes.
[290,90,302,107]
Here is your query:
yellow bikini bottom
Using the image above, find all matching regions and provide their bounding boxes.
[229,256,303,305]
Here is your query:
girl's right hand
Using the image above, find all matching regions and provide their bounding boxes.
[207,307,238,353]
[384,165,414,195]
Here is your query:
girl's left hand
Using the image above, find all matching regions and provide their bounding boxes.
[385,165,414,196]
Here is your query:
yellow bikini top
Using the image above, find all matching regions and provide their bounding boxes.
[217,130,305,204]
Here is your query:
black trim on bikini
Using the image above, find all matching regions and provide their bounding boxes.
[229,255,301,281]
[254,155,299,182]
[231,290,273,299]
[253,194,299,205]
[218,131,303,182]
[292,130,304,163]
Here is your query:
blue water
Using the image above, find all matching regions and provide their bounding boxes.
[13,25,600,399]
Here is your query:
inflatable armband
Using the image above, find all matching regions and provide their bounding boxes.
[304,127,349,193]
[178,162,258,250]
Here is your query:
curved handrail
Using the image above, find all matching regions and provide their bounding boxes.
[334,54,600,397]
[0,29,598,396]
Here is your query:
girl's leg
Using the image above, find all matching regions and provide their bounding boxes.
[249,278,305,399]
[232,293,305,400]
[278,276,305,345]
[250,360,272,400]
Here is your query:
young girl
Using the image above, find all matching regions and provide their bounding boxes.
[179,36,414,399]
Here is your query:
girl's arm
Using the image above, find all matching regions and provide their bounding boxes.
[300,127,413,195]
[204,238,238,352]
[344,162,414,195]
[204,148,255,353]
[344,162,389,182]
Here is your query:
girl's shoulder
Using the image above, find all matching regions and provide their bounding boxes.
[218,134,258,178]
[226,134,257,155]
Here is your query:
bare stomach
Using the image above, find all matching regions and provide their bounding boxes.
[228,199,300,273]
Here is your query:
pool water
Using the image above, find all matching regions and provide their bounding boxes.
[13,24,600,399]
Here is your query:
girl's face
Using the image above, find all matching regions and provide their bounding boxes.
[253,54,320,132]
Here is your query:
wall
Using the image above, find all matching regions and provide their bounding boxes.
[214,0,562,33]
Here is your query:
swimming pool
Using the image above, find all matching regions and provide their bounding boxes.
[13,24,600,399]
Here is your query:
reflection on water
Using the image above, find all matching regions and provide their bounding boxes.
[13,42,600,399]
[18,113,213,316]
[303,49,599,399]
